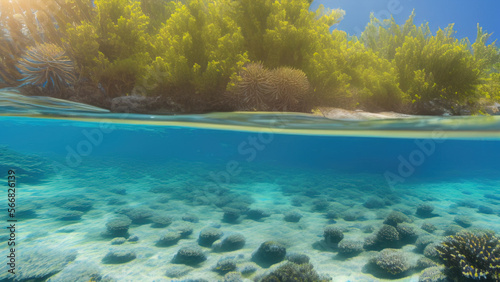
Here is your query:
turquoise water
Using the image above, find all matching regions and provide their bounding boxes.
[0,94,499,281]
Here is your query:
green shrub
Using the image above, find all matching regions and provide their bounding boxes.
[344,39,409,111]
[140,0,179,33]
[396,26,481,112]
[233,0,349,108]
[144,0,248,111]
[361,12,489,114]
[65,0,152,97]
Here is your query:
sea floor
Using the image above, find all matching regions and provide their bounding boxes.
[1,158,499,282]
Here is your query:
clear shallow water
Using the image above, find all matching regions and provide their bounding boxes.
[0,93,499,281]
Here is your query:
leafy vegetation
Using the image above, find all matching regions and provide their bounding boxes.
[143,0,248,111]
[0,0,498,114]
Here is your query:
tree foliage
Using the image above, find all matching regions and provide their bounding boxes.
[0,0,498,114]
[65,0,152,97]
[144,0,248,111]
[360,11,498,113]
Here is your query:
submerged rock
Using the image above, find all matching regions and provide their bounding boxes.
[102,249,136,264]
[1,247,77,281]
[46,261,103,282]
[104,215,132,238]
[416,204,435,218]
[284,211,303,222]
[157,231,182,247]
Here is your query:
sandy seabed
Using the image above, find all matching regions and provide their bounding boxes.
[1,160,499,282]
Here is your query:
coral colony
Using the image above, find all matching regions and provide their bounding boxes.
[437,232,500,280]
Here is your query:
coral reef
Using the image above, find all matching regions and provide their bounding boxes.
[416,257,439,269]
[246,209,271,220]
[213,258,238,275]
[423,242,442,260]
[46,261,104,282]
[212,233,246,252]
[165,265,192,278]
[150,214,173,228]
[283,211,303,223]
[421,223,438,233]
[343,210,364,221]
[57,211,83,221]
[102,250,137,264]
[363,197,387,209]
[436,232,500,280]
[127,235,139,242]
[370,249,411,276]
[110,238,126,245]
[416,204,435,218]
[3,247,77,281]
[182,214,199,223]
[384,211,412,226]
[377,225,399,243]
[176,224,194,238]
[104,215,132,238]
[258,262,331,282]
[62,199,93,212]
[156,231,182,247]
[172,246,207,266]
[120,207,154,224]
[312,199,330,211]
[323,225,344,246]
[223,208,242,223]
[252,241,287,268]
[338,239,363,256]
[396,223,419,243]
[418,266,447,282]
[444,225,465,236]
[240,264,258,276]
[198,228,224,247]
[286,253,310,265]
[415,235,438,253]
[223,271,243,282]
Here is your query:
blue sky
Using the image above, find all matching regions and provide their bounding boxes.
[311,0,500,44]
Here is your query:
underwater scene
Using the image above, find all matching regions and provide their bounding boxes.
[1,0,500,281]
[0,94,499,282]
